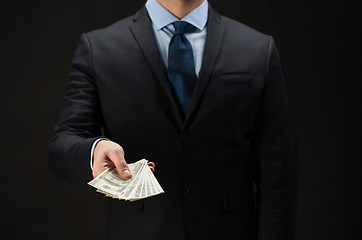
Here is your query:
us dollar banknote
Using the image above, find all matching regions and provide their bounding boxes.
[88,159,164,201]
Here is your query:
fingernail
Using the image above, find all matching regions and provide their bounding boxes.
[123,169,131,177]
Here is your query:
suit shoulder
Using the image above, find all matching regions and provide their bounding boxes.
[83,15,134,40]
[219,15,271,42]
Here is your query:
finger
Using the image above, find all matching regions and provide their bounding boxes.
[104,160,116,169]
[92,160,115,178]
[147,162,155,172]
[106,148,132,179]
[92,168,100,178]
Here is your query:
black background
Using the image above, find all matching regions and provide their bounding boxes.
[1,0,361,239]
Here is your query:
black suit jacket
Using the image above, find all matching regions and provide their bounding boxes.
[49,6,296,240]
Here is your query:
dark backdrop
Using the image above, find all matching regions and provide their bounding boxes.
[1,0,361,239]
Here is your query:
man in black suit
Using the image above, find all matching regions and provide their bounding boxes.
[49,0,296,239]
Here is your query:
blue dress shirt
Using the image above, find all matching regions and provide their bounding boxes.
[145,0,208,76]
[90,0,209,170]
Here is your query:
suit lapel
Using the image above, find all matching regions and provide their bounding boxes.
[129,7,225,131]
[184,7,226,128]
[129,7,184,130]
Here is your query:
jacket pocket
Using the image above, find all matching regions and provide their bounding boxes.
[216,71,254,82]
[223,190,254,211]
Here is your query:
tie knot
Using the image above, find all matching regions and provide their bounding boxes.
[173,21,195,35]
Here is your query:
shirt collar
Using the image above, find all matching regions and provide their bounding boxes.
[145,0,208,31]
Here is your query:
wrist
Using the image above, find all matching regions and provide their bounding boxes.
[90,138,108,170]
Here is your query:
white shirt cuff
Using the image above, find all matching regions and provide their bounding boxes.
[90,138,108,170]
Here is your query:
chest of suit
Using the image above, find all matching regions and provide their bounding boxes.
[91,18,267,151]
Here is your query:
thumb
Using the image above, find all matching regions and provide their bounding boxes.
[106,148,132,179]
[118,162,132,179]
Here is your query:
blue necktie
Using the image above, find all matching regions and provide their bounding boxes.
[167,21,197,116]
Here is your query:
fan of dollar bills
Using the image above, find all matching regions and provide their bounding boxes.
[88,159,164,201]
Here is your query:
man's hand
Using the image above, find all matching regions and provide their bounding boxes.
[92,140,155,179]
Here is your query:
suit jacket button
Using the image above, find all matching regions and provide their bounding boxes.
[180,185,190,196]
[181,133,190,143]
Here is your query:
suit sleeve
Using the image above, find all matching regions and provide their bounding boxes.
[48,34,104,185]
[250,37,297,240]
